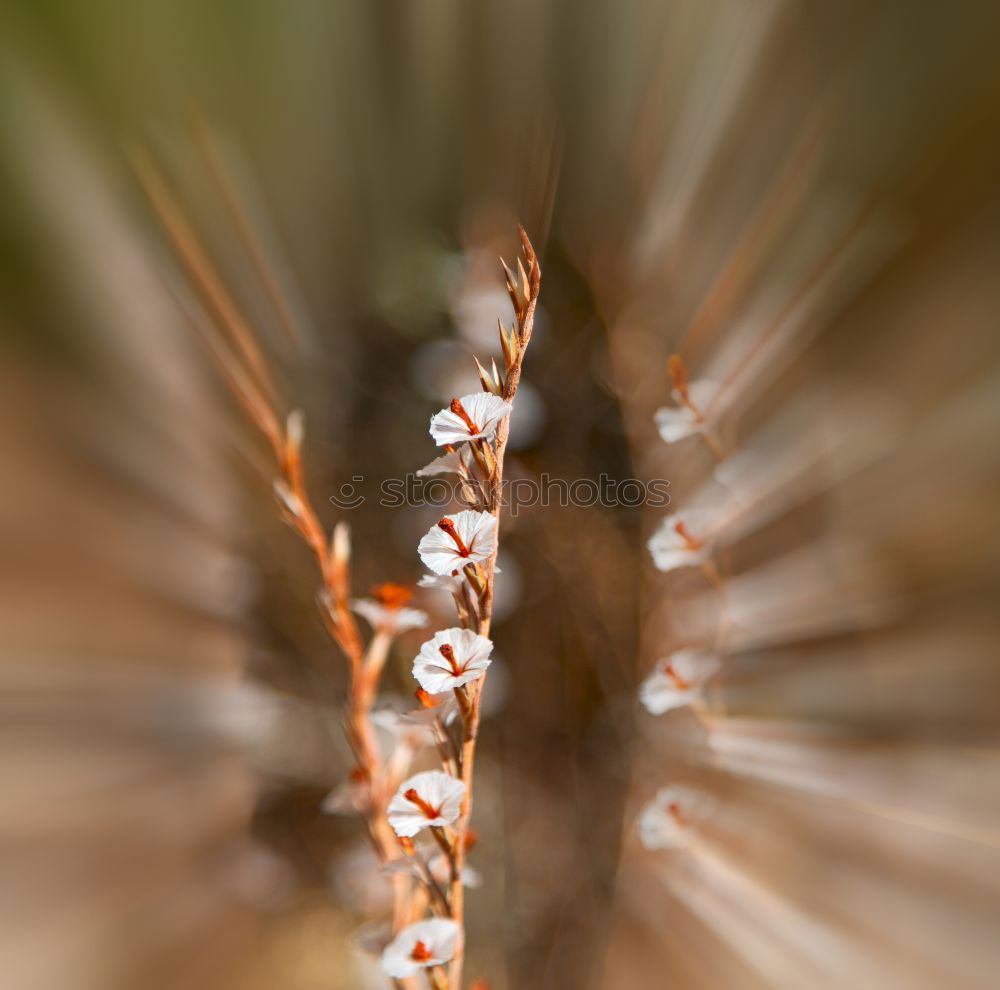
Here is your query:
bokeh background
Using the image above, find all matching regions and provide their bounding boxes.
[2,1,1000,988]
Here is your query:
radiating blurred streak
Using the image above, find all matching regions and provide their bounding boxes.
[0,54,277,990]
[702,722,1000,845]
[632,0,786,274]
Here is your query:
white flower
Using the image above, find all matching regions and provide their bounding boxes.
[401,691,460,727]
[413,628,493,693]
[350,583,427,634]
[418,510,496,575]
[429,392,511,446]
[387,770,466,837]
[638,785,703,850]
[639,650,720,715]
[648,510,714,572]
[381,918,460,979]
[654,380,718,444]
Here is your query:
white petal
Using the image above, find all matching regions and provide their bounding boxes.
[418,573,463,592]
[453,510,497,560]
[460,392,511,433]
[351,599,428,634]
[350,599,391,629]
[654,406,699,444]
[639,670,701,715]
[429,409,477,446]
[647,541,705,573]
[417,450,467,477]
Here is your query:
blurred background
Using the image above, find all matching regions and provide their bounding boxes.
[2,1,999,988]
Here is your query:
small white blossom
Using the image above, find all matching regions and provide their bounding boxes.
[639,649,720,715]
[413,628,493,694]
[401,691,460,728]
[381,918,460,979]
[654,380,718,444]
[429,392,511,446]
[418,510,496,575]
[387,770,466,837]
[648,510,714,572]
[351,600,428,634]
[638,785,704,850]
[350,583,427,634]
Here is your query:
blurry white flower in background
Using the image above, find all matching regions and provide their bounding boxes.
[418,510,496,574]
[505,380,547,449]
[647,510,716,572]
[350,583,428,635]
[387,770,466,837]
[412,627,493,693]
[639,650,721,715]
[381,917,460,979]
[409,339,482,402]
[655,379,719,444]
[429,392,511,445]
[321,770,371,816]
[637,785,708,851]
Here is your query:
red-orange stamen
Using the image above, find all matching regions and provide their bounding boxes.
[674,520,701,551]
[663,663,691,691]
[669,353,704,419]
[410,939,432,962]
[668,354,689,401]
[404,787,441,820]
[668,801,687,826]
[371,582,413,610]
[437,517,471,557]
[438,643,465,676]
[450,397,481,435]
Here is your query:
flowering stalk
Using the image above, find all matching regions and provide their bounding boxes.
[391,228,541,987]
[445,228,540,985]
